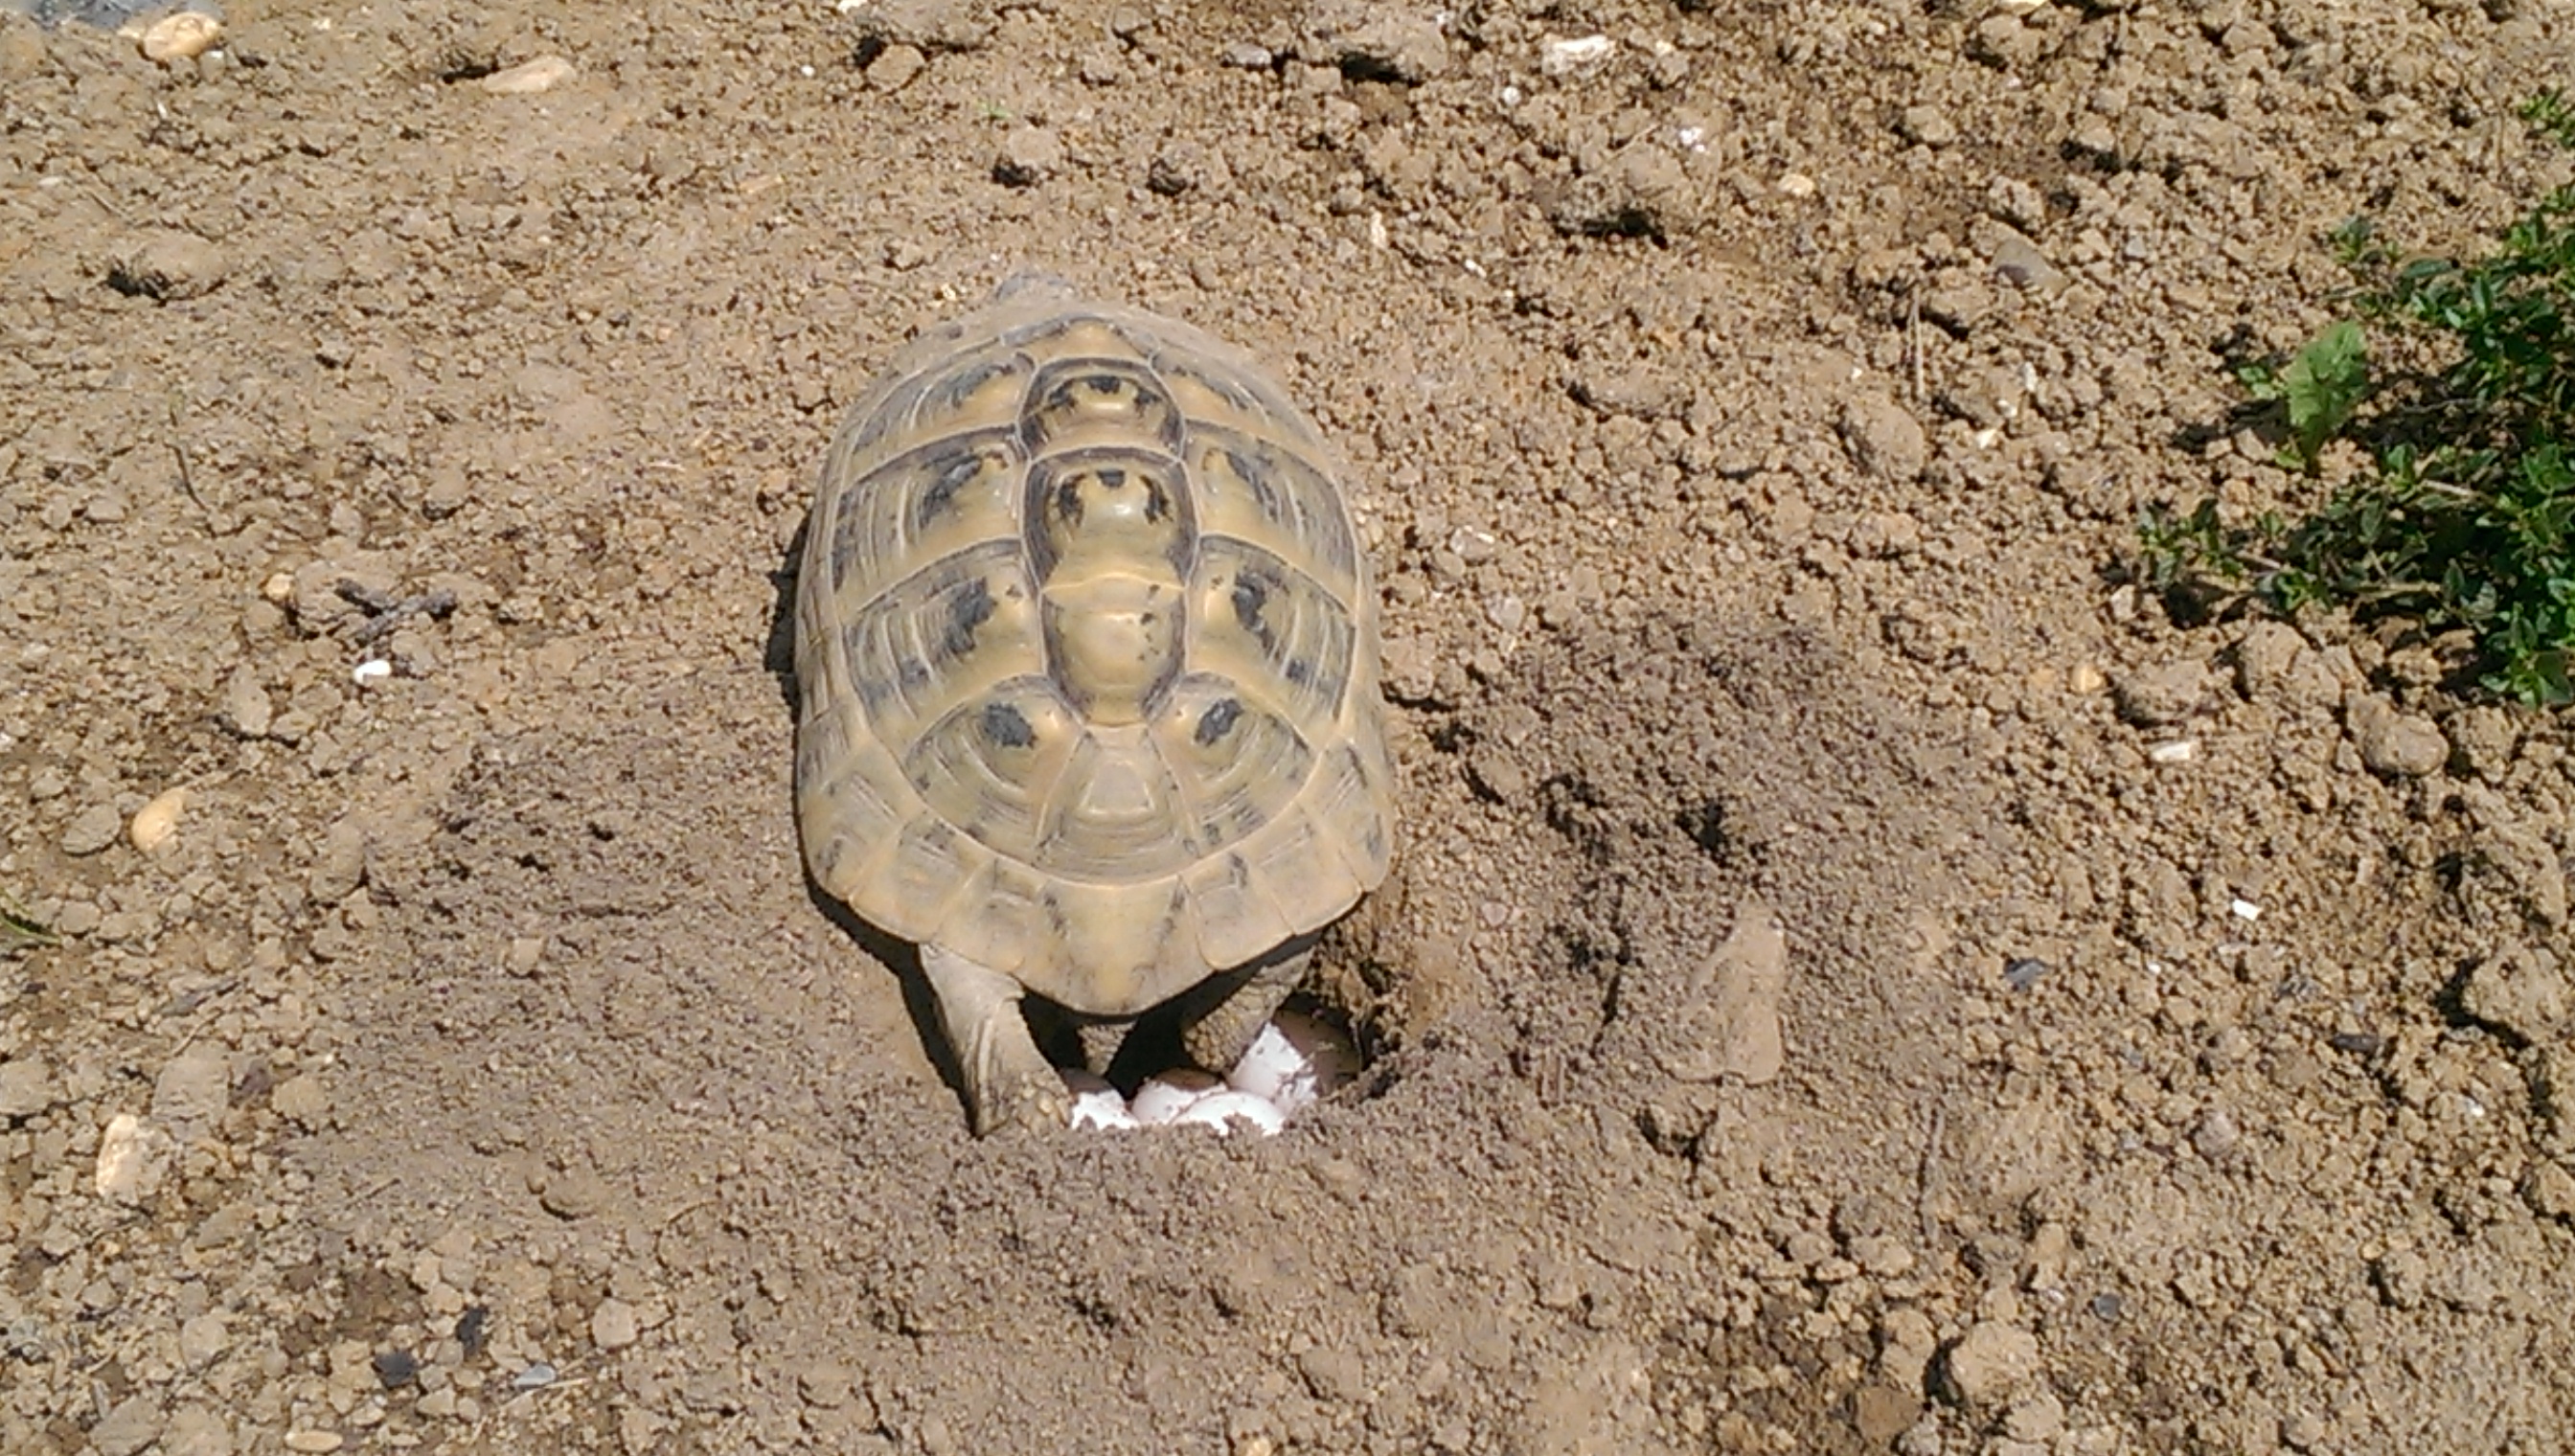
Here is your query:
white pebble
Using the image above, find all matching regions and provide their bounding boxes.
[1540,34,1614,76]
[2148,739,2197,764]
[2229,899,2261,921]
[479,57,576,95]
[352,658,393,686]
[1174,1091,1285,1136]
[127,787,188,853]
[139,12,222,63]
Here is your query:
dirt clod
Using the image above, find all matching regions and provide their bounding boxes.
[2348,693,2450,778]
[1937,1320,2043,1410]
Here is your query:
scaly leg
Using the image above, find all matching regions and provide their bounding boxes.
[1076,1018,1134,1077]
[921,944,1068,1136]
[1179,938,1315,1077]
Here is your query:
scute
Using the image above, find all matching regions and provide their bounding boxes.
[794,280,1398,1015]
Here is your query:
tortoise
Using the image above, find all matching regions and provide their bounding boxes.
[792,276,1399,1135]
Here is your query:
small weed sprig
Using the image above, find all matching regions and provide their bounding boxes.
[1,892,54,954]
[2141,90,2575,704]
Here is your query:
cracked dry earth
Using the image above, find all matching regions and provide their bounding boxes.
[5,0,2575,1453]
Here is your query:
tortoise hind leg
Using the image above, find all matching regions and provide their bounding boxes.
[1076,1018,1133,1077]
[1178,936,1316,1078]
[920,944,1070,1136]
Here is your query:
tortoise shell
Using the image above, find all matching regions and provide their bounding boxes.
[792,279,1397,1016]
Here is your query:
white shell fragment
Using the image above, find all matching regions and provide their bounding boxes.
[352,659,394,686]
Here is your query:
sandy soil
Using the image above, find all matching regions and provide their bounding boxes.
[6,1,2575,1452]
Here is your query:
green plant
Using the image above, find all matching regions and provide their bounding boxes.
[2235,319,2369,473]
[1,892,54,954]
[2142,90,2575,705]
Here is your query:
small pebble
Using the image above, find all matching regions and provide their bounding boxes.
[1898,104,1958,146]
[1937,1321,2042,1409]
[2347,693,2448,778]
[479,57,575,95]
[373,1350,420,1389]
[94,1113,169,1203]
[62,802,124,856]
[2002,957,2049,990]
[283,1431,344,1454]
[107,229,228,301]
[867,42,925,91]
[178,1313,229,1368]
[2113,660,2211,727]
[591,1299,640,1352]
[221,671,274,738]
[1539,34,1613,76]
[89,1395,167,1456]
[0,1058,54,1119]
[994,125,1064,186]
[513,1362,558,1391]
[128,787,187,853]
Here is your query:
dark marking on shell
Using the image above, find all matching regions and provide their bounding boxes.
[1195,697,1242,746]
[1225,447,1284,519]
[981,701,1037,749]
[944,577,995,658]
[1230,572,1272,646]
[1055,477,1085,528]
[830,495,872,594]
[914,449,988,530]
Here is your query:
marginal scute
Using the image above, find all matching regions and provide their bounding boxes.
[794,287,1397,1014]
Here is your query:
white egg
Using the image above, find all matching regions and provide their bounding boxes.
[1174,1090,1286,1136]
[1226,1024,1307,1106]
[1067,1087,1136,1131]
[1061,1070,1136,1131]
[1226,1012,1357,1116]
[1129,1069,1222,1126]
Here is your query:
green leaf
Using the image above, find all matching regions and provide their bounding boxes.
[1,893,54,953]
[2281,320,2367,468]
